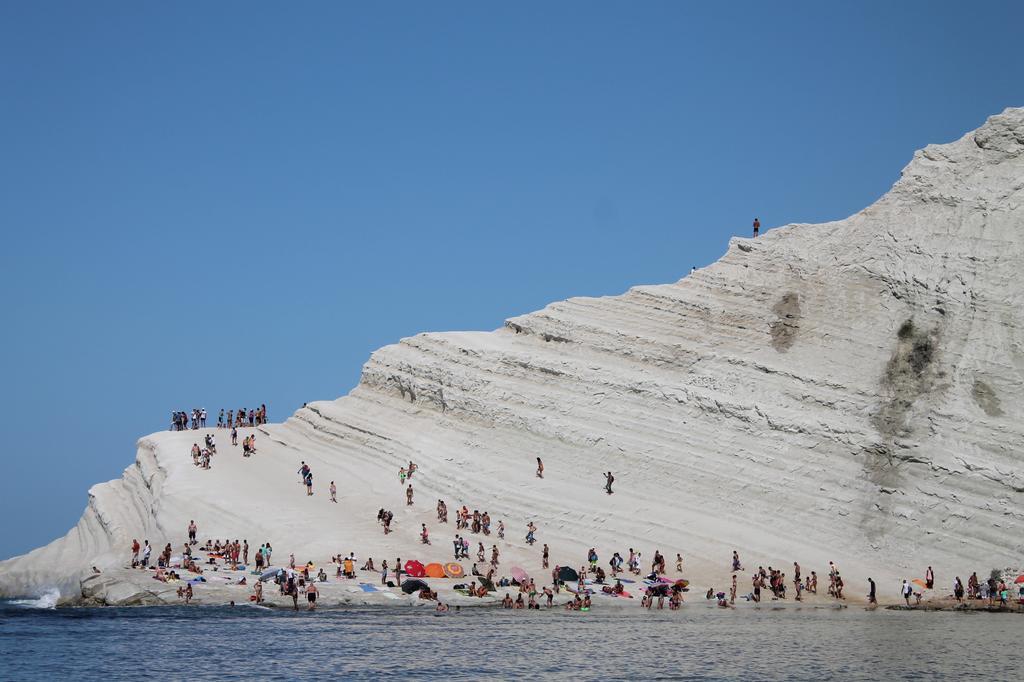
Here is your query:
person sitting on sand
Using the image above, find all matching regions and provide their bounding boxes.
[475,584,489,598]
[361,557,375,572]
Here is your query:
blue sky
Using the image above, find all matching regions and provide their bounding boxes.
[1,1,1021,559]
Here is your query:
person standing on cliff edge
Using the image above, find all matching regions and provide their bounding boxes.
[752,217,760,237]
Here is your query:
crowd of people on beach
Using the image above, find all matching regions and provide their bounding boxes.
[124,508,1024,614]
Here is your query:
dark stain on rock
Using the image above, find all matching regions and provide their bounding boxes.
[862,319,941,542]
[873,318,938,440]
[972,379,1003,416]
[769,293,801,352]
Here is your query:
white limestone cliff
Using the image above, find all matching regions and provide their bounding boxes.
[2,108,1022,605]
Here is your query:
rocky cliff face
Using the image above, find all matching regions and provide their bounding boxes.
[2,108,1022,604]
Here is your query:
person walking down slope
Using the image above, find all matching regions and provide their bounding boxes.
[752,217,760,237]
[605,472,614,494]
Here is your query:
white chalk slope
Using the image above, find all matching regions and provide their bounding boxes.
[2,108,1023,603]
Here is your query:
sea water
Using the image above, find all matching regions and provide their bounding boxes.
[0,600,1020,680]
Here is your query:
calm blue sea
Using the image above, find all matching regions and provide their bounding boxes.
[0,599,1019,680]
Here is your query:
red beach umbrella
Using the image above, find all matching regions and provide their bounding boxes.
[1014,575,1024,584]
[404,560,426,578]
